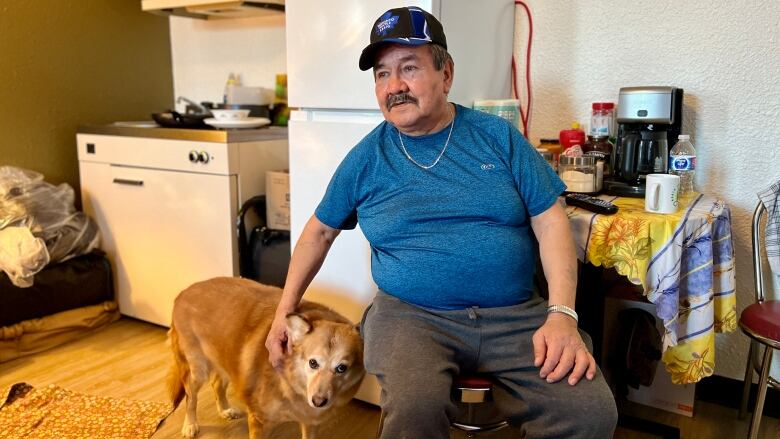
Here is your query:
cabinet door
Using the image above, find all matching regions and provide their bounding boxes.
[79,162,238,327]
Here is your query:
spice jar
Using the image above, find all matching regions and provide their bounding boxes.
[535,148,555,170]
[558,156,597,194]
[538,138,562,169]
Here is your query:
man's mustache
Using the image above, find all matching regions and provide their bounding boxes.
[386,93,418,109]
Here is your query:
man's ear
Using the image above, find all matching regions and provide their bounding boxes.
[286,313,312,345]
[442,58,454,95]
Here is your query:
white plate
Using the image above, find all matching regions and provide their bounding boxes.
[204,117,271,129]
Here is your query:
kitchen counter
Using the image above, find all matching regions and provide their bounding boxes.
[78,122,288,143]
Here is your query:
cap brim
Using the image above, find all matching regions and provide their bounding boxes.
[358,38,433,71]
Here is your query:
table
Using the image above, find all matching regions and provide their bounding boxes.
[566,193,737,384]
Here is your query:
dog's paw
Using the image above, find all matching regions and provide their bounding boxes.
[181,423,199,438]
[219,407,243,420]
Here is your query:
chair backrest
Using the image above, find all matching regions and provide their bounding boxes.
[752,202,768,302]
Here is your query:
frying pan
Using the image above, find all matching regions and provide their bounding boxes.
[151,111,211,128]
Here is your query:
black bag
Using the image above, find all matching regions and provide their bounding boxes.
[0,251,114,326]
[610,307,663,397]
[237,195,290,288]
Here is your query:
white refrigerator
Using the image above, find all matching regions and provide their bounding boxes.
[285,0,516,404]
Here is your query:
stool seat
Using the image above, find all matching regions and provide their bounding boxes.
[454,375,493,391]
[739,300,780,348]
[450,375,510,436]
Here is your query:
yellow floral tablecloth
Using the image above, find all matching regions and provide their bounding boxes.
[566,193,737,384]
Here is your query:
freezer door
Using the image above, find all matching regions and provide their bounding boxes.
[286,0,434,110]
[79,161,238,327]
[288,111,386,321]
[286,0,514,109]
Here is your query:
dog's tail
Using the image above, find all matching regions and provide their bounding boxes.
[167,323,189,409]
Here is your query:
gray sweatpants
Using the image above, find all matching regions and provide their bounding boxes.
[360,291,618,439]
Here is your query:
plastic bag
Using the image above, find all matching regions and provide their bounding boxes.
[0,166,100,287]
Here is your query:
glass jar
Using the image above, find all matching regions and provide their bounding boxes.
[558,156,597,194]
[590,102,615,138]
[583,135,613,179]
[538,138,562,170]
[535,148,555,170]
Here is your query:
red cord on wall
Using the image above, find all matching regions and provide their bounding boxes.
[512,0,533,138]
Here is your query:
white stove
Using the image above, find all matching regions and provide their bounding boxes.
[77,125,288,326]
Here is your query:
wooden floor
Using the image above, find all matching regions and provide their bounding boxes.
[1,318,778,438]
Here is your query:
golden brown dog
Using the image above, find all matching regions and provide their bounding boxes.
[167,277,365,439]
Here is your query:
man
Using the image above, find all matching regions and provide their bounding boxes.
[267,6,617,438]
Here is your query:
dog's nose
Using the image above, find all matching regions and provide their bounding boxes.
[312,396,329,408]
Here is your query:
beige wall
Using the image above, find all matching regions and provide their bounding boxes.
[517,0,780,380]
[0,0,173,198]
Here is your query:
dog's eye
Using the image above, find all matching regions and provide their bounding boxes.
[309,359,319,369]
[335,364,348,374]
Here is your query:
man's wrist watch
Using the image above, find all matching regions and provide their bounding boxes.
[547,304,578,323]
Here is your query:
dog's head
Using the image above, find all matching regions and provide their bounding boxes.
[286,313,365,410]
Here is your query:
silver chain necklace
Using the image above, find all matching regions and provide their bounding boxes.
[397,106,455,170]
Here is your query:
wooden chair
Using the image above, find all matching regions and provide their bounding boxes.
[738,202,780,439]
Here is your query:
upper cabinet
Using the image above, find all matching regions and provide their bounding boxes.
[142,0,284,20]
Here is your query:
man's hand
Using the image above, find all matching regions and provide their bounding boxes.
[264,216,341,372]
[532,313,596,385]
[265,314,290,371]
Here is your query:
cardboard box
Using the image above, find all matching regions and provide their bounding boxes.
[265,170,290,230]
[602,298,696,417]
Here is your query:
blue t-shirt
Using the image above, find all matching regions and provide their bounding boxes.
[315,104,565,309]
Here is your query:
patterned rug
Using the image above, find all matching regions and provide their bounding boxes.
[0,382,172,439]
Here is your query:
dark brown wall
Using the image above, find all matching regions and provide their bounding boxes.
[0,0,174,198]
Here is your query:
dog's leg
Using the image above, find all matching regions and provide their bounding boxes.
[300,423,320,439]
[181,364,207,438]
[210,374,242,420]
[247,413,267,439]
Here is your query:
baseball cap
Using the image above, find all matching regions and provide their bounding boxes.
[358,6,447,71]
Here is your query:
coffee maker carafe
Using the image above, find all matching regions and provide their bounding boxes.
[605,86,683,197]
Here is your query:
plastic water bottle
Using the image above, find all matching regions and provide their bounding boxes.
[669,134,696,195]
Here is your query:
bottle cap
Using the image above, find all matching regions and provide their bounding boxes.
[592,102,615,110]
[571,122,581,129]
[678,134,690,140]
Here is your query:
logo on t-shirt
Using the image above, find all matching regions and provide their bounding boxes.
[481,163,495,170]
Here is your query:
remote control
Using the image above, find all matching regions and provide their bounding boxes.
[565,193,619,215]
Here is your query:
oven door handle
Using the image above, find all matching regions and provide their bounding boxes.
[112,178,144,186]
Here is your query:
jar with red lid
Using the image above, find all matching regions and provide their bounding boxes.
[590,102,615,138]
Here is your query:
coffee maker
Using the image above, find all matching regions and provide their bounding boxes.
[605,86,683,197]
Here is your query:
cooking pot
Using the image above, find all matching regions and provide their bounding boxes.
[151,111,211,128]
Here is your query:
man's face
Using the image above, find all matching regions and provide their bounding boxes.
[373,44,453,135]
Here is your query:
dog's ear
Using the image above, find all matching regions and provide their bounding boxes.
[285,313,312,345]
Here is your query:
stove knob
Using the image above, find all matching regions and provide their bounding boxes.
[198,151,210,164]
[188,150,199,163]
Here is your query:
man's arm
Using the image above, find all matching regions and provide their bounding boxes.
[529,201,596,385]
[265,214,341,369]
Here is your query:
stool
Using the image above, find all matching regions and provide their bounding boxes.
[375,375,510,438]
[738,202,780,439]
[451,375,510,437]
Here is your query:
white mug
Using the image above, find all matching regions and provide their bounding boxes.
[645,174,680,214]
